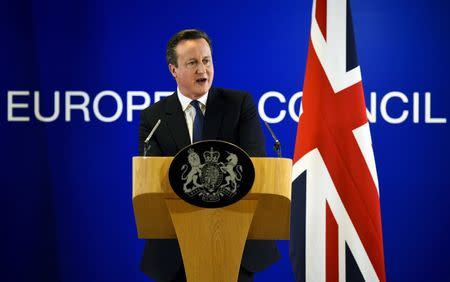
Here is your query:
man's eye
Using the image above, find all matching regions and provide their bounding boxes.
[203,59,210,65]
[187,61,196,66]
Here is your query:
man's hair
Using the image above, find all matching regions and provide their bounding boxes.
[166,29,212,67]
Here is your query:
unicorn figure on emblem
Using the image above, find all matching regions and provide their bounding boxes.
[220,152,243,193]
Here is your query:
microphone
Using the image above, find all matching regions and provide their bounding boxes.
[263,121,282,158]
[143,119,161,156]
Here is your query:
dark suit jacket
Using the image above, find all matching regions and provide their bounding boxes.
[138,87,280,281]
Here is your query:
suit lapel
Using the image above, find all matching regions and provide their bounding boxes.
[204,88,225,140]
[164,93,191,151]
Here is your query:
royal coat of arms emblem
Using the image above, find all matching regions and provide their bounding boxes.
[169,141,254,208]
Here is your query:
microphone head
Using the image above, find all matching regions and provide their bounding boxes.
[144,119,161,144]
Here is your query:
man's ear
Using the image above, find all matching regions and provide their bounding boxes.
[168,64,177,79]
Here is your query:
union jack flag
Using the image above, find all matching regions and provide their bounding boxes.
[289,0,386,281]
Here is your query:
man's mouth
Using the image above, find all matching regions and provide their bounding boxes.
[196,78,208,83]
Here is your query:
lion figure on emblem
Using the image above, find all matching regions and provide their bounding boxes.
[181,150,204,193]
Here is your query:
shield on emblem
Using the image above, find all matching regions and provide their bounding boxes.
[168,140,255,208]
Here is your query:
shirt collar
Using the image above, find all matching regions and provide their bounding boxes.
[177,87,209,111]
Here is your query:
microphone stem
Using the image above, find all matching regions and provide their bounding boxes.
[274,140,281,158]
[263,121,282,158]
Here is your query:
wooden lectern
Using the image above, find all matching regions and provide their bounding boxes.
[132,157,292,282]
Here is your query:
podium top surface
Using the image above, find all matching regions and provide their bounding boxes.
[133,157,292,199]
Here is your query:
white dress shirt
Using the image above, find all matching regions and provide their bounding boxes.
[177,87,208,144]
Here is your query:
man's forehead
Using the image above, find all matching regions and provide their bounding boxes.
[175,39,211,55]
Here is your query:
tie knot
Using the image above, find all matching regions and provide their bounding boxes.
[191,100,200,108]
[190,100,203,114]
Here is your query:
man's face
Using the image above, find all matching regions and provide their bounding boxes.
[169,38,214,99]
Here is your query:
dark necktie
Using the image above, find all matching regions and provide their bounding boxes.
[190,100,204,143]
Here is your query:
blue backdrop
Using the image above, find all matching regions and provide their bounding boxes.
[1,0,449,281]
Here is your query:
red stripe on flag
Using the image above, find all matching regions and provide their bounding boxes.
[316,0,327,40]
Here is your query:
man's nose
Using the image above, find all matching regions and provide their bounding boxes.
[196,62,207,73]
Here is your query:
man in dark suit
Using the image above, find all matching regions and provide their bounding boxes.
[138,29,279,282]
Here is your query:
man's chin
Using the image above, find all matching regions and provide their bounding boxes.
[194,84,211,95]
[181,84,211,99]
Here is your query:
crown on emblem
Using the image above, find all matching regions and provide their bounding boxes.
[203,147,220,163]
